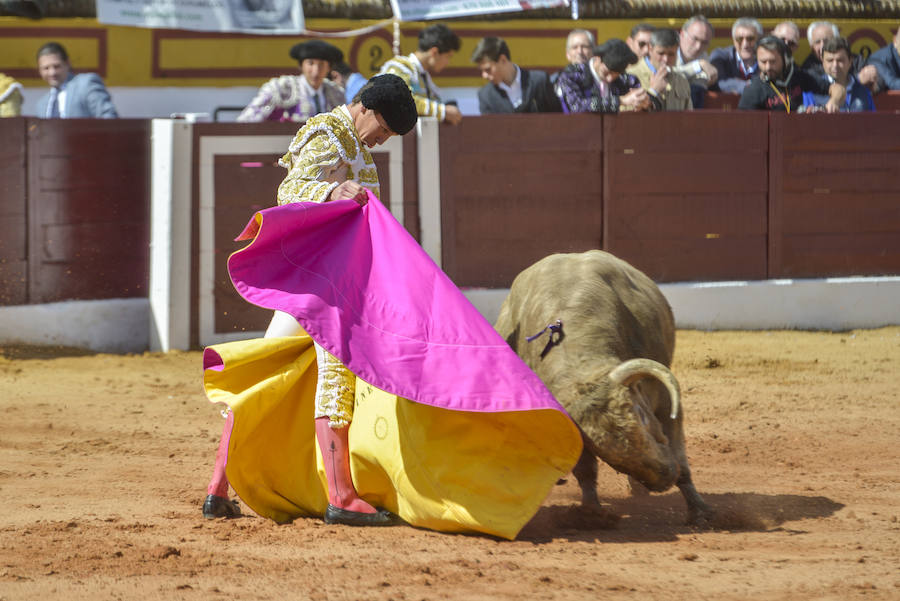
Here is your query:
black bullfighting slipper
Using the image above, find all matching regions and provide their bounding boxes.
[324,504,402,527]
[202,494,241,519]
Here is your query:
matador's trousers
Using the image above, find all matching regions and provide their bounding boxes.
[265,310,355,427]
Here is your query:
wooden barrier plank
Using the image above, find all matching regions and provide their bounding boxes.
[604,111,770,282]
[776,113,900,152]
[769,112,900,278]
[873,90,900,113]
[779,232,900,277]
[782,152,898,193]
[212,154,285,335]
[0,117,27,305]
[780,192,900,234]
[26,119,151,304]
[439,113,603,288]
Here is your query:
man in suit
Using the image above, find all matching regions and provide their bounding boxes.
[709,17,763,94]
[627,28,693,111]
[471,36,561,114]
[35,42,117,119]
[869,25,900,90]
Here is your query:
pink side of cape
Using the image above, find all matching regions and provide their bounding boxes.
[227,191,566,414]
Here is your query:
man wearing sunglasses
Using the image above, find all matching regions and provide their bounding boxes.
[626,23,655,58]
[710,17,763,94]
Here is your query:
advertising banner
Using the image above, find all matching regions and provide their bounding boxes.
[389,0,569,21]
[97,0,304,34]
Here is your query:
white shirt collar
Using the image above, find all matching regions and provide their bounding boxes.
[299,75,324,103]
[497,64,523,108]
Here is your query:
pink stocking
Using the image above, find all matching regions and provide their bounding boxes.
[206,411,234,497]
[315,416,376,513]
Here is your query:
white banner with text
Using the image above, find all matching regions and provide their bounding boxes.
[97,0,304,34]
[389,0,568,22]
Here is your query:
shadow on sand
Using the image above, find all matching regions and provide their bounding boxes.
[0,344,99,360]
[517,490,844,543]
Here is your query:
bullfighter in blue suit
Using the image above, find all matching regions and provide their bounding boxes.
[35,41,118,119]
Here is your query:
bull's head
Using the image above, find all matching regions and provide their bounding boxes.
[575,358,683,492]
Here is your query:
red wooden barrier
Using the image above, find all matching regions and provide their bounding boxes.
[604,111,770,282]
[768,112,900,278]
[0,117,27,305]
[25,118,150,304]
[439,113,604,288]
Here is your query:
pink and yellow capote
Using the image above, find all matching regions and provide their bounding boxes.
[202,191,582,539]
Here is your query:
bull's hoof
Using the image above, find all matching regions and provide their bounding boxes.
[686,504,716,527]
[202,494,241,519]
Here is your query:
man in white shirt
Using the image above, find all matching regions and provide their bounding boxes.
[471,36,561,114]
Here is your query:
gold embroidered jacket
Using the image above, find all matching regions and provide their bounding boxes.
[276,105,380,205]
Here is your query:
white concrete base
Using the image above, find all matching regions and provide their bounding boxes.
[2,277,898,354]
[0,298,149,354]
[660,277,900,331]
[463,276,900,332]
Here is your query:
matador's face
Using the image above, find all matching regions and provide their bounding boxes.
[357,108,396,148]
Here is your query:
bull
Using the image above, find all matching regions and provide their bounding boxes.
[494,250,713,524]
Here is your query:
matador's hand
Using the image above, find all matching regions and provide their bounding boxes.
[329,181,368,206]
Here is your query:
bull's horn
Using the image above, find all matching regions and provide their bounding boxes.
[608,359,681,419]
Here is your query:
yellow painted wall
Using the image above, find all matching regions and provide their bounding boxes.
[1,16,896,88]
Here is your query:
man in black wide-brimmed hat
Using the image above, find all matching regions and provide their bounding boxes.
[203,74,419,527]
[237,39,346,122]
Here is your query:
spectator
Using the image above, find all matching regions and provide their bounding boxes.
[771,21,801,53]
[710,17,763,94]
[672,15,718,107]
[0,73,23,117]
[331,61,367,104]
[379,23,463,125]
[555,38,649,113]
[627,28,692,111]
[35,42,117,119]
[551,29,595,84]
[471,36,561,114]
[738,36,845,113]
[869,25,900,90]
[802,21,880,93]
[803,37,875,111]
[237,40,344,123]
[626,23,655,58]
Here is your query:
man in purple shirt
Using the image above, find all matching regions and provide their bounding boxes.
[555,38,649,113]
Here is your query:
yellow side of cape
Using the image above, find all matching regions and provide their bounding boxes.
[203,335,582,540]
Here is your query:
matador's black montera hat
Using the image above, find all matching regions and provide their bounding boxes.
[358,73,418,136]
[289,40,343,66]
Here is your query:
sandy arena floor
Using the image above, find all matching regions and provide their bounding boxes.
[1,327,898,600]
